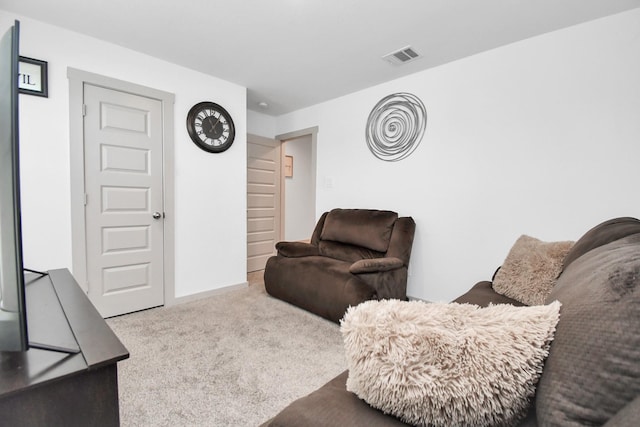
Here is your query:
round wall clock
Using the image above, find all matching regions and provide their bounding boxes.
[186,101,236,153]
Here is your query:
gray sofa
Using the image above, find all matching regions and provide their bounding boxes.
[263,217,640,426]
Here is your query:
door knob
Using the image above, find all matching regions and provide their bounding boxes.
[152,212,162,219]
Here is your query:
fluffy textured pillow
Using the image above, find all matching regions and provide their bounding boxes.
[493,235,574,305]
[341,299,561,427]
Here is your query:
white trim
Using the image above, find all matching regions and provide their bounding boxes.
[275,126,319,141]
[68,71,87,291]
[172,282,249,305]
[66,68,176,307]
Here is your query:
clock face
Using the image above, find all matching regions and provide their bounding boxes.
[186,102,236,153]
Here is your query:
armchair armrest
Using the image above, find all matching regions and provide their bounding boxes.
[275,241,319,258]
[349,257,404,274]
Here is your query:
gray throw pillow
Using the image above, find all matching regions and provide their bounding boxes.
[536,233,640,425]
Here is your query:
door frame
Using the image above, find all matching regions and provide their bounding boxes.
[67,68,176,306]
[275,126,318,233]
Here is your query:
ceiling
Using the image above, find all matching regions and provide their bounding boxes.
[1,0,639,116]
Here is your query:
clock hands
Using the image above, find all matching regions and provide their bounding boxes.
[210,114,222,133]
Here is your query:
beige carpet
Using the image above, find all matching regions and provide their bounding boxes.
[107,279,346,426]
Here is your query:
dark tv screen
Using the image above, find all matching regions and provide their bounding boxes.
[0,20,28,352]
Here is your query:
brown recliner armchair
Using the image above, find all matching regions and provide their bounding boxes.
[264,208,416,323]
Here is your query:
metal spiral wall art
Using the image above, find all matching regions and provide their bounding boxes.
[365,92,427,162]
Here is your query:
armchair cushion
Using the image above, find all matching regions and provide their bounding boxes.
[275,241,319,257]
[349,257,403,274]
[319,240,384,263]
[320,209,398,252]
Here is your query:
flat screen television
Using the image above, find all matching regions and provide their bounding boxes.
[0,20,28,352]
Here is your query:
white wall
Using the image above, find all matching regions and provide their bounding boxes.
[284,135,314,241]
[276,9,640,302]
[0,12,248,299]
[247,109,276,138]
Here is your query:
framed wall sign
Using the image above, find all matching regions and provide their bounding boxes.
[18,56,48,97]
[284,155,293,177]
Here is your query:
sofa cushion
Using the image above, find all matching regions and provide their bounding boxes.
[536,233,640,426]
[604,395,640,426]
[340,299,561,427]
[493,235,574,305]
[561,216,640,270]
[260,371,407,427]
[320,209,398,253]
[453,280,526,307]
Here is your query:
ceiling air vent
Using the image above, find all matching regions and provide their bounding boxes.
[382,46,421,65]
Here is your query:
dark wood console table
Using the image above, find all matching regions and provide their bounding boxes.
[0,269,129,426]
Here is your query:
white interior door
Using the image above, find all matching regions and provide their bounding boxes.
[247,134,281,272]
[84,83,164,318]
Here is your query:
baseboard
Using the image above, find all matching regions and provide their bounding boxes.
[168,282,249,306]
